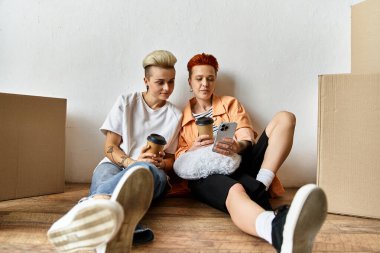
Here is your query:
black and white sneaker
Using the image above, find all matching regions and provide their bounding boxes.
[271,184,327,253]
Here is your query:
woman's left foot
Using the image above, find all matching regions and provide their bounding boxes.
[47,199,124,252]
[271,184,327,253]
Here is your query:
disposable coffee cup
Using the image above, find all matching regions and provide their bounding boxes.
[195,117,214,138]
[147,133,167,155]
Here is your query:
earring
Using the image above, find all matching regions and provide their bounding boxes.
[146,85,149,91]
[190,88,193,92]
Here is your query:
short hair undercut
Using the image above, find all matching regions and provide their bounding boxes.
[143,50,177,78]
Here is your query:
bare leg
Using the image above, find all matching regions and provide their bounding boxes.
[225,183,265,236]
[261,111,296,173]
[92,194,111,200]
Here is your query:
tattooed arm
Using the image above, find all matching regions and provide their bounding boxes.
[104,131,136,168]
[104,131,173,171]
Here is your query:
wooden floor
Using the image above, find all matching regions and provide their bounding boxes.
[0,184,379,253]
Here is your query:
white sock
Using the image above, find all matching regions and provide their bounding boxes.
[256,168,275,190]
[255,211,275,244]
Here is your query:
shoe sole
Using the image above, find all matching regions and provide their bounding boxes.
[97,166,154,253]
[281,184,327,253]
[47,200,124,252]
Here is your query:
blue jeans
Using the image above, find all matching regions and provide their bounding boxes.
[89,161,168,200]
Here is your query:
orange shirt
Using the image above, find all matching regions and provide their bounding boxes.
[175,94,285,198]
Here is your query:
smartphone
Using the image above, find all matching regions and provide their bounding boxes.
[212,122,237,152]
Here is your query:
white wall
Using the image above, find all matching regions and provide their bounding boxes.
[0,0,362,186]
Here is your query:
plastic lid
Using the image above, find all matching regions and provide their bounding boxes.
[195,116,214,126]
[147,133,167,145]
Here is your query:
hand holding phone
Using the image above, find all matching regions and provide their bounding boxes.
[212,122,237,153]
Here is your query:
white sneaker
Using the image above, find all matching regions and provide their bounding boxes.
[47,199,124,252]
[96,165,154,253]
[271,184,328,253]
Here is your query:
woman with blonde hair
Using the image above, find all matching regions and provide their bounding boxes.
[48,50,182,253]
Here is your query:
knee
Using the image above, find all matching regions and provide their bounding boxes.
[226,183,246,209]
[92,163,121,181]
[267,111,296,136]
[276,111,296,128]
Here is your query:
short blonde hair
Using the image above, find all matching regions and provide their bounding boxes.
[143,50,177,77]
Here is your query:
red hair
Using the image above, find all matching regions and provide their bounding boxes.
[187,53,219,76]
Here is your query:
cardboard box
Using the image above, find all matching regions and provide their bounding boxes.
[352,0,380,73]
[0,93,66,201]
[317,74,380,219]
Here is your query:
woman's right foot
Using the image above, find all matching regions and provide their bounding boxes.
[97,166,154,253]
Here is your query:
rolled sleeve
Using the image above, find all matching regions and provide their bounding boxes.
[235,127,255,142]
[228,98,258,141]
[100,95,124,136]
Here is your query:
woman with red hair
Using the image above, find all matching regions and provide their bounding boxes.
[175,53,327,253]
